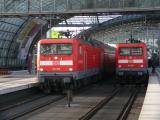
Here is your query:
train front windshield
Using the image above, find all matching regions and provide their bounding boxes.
[40,44,72,55]
[119,47,143,56]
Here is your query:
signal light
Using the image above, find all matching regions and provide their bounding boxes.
[118,65,121,68]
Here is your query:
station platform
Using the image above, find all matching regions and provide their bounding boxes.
[139,70,160,120]
[0,70,38,95]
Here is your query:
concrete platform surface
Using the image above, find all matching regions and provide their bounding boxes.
[0,76,38,95]
[139,73,160,120]
[0,70,35,78]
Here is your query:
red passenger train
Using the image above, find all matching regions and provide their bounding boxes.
[37,38,104,92]
[115,43,149,84]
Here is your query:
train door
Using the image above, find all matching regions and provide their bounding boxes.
[84,50,87,72]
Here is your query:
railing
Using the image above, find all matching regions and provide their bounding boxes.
[0,69,10,75]
[0,0,160,15]
[0,59,27,70]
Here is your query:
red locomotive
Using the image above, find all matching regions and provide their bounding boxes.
[37,38,104,92]
[115,43,149,84]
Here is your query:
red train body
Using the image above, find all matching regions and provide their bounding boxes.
[115,43,149,84]
[37,38,104,92]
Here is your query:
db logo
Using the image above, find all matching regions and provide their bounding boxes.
[128,60,133,63]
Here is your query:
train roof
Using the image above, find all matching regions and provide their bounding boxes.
[38,38,81,44]
[38,38,104,48]
[117,43,146,47]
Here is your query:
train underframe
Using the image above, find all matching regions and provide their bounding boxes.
[116,68,149,85]
[37,72,101,93]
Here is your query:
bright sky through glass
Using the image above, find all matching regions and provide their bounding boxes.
[47,15,121,38]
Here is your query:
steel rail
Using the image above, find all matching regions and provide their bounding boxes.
[79,88,120,120]
[1,95,65,120]
[117,87,140,120]
[0,94,47,112]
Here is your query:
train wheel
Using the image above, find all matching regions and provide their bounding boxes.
[115,75,119,84]
[76,80,81,88]
[73,80,79,90]
[144,75,149,87]
[119,77,125,86]
[42,84,51,94]
[80,79,85,87]
[43,87,51,94]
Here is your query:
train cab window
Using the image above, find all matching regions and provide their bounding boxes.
[119,48,130,55]
[56,44,72,55]
[40,44,52,55]
[131,47,143,55]
[40,44,72,55]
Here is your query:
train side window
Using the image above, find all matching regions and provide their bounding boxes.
[119,48,130,56]
[131,47,143,56]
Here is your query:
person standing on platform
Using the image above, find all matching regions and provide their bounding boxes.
[28,53,32,74]
[151,53,157,73]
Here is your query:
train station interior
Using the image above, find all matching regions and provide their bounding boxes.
[0,0,160,120]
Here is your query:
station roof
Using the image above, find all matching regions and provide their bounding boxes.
[81,15,160,47]
[0,17,28,67]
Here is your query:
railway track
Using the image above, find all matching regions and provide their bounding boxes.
[79,88,120,120]
[15,83,117,120]
[0,94,65,120]
[0,83,142,120]
[0,82,98,120]
[0,94,47,112]
[117,87,140,120]
[79,86,140,120]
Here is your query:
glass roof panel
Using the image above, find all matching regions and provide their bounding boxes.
[3,41,10,48]
[42,0,54,11]
[59,15,121,26]
[2,18,25,26]
[30,0,40,12]
[0,41,3,48]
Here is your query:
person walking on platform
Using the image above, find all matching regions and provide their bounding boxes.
[151,53,156,73]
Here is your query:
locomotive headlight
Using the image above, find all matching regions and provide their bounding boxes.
[69,68,73,71]
[54,56,58,60]
[140,65,143,67]
[40,68,44,72]
[118,65,121,68]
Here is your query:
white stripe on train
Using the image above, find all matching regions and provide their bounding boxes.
[60,61,73,65]
[118,59,143,63]
[118,59,128,63]
[40,61,52,65]
[133,59,143,63]
[40,60,73,66]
